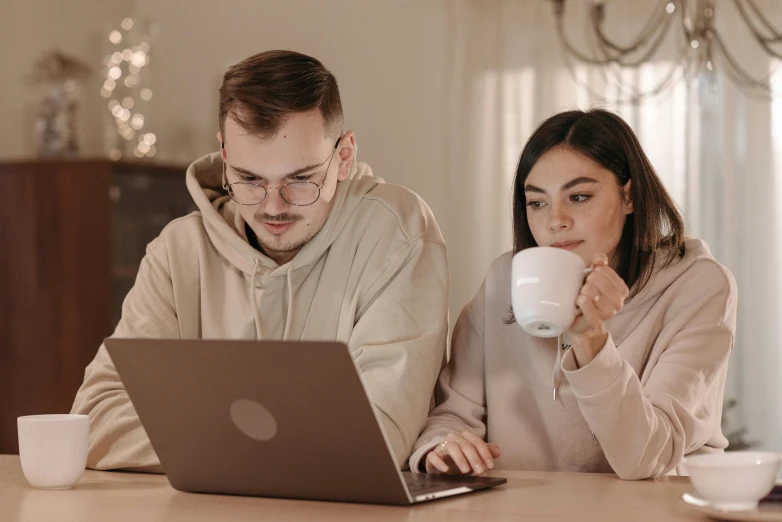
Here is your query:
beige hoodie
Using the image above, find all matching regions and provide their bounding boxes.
[71,151,448,472]
[410,239,736,480]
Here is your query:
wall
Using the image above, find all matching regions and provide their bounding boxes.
[0,0,133,158]
[1,0,471,317]
[135,0,451,239]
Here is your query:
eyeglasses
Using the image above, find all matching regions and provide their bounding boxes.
[221,134,342,206]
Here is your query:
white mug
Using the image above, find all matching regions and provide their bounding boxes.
[511,247,590,338]
[17,414,89,489]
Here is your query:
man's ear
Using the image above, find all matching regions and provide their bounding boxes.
[217,131,225,159]
[336,131,356,182]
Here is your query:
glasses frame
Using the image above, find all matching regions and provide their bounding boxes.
[221,134,343,207]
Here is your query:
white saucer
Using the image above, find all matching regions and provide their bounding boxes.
[682,492,782,521]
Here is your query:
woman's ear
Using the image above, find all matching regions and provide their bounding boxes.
[623,179,634,214]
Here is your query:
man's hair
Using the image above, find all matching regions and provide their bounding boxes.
[219,50,343,140]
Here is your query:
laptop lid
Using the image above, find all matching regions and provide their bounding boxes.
[106,338,412,504]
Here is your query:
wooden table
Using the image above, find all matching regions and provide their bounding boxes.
[0,455,708,521]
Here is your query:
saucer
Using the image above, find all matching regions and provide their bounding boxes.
[682,492,782,521]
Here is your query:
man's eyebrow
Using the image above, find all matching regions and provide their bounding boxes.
[229,162,322,179]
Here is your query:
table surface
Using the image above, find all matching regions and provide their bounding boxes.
[0,455,710,521]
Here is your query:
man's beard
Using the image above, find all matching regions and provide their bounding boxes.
[257,230,315,256]
[253,212,313,257]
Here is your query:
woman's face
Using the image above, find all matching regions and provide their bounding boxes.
[523,147,633,266]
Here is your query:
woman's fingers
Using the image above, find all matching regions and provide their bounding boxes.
[455,439,487,474]
[575,293,602,327]
[425,450,452,474]
[488,443,501,458]
[440,438,473,474]
[461,431,496,470]
[426,434,501,475]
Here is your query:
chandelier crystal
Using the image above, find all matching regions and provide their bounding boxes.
[551,0,782,102]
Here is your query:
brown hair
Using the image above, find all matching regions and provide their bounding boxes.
[219,50,343,140]
[512,109,686,299]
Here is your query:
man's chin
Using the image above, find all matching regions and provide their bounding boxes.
[257,234,310,257]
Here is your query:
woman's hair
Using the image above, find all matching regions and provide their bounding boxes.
[511,108,685,299]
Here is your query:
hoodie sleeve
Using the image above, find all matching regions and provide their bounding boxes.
[70,237,178,472]
[561,260,737,480]
[407,285,489,472]
[348,236,449,470]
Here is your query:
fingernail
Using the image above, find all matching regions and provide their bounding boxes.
[438,463,449,473]
[460,464,470,473]
[487,462,494,469]
[475,465,484,474]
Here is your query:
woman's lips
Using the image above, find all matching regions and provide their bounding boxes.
[551,240,583,250]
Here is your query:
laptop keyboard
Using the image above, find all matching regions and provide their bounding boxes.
[404,472,454,494]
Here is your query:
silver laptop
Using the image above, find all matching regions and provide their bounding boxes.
[105,338,506,504]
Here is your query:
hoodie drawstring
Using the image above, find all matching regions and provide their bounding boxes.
[552,333,564,402]
[249,260,294,340]
[250,259,263,339]
[282,267,294,340]
[551,333,598,441]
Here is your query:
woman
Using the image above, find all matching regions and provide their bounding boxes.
[411,109,737,480]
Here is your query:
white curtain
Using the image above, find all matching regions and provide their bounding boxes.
[443,0,782,452]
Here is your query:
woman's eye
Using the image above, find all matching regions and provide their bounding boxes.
[570,194,591,203]
[526,201,544,209]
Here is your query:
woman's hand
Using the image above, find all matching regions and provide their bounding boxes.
[568,253,629,365]
[425,431,501,475]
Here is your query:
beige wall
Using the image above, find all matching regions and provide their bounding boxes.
[131,0,451,239]
[0,0,133,158]
[1,0,477,319]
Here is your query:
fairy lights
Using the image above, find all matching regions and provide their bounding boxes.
[102,18,156,159]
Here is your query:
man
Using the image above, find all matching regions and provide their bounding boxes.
[71,50,448,472]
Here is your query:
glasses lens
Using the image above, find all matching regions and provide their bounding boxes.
[281,182,320,206]
[230,183,267,205]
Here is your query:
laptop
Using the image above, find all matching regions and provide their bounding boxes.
[105,338,507,504]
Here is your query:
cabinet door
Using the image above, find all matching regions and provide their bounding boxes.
[0,161,112,454]
[110,166,196,329]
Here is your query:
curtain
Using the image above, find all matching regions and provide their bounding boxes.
[442,0,782,452]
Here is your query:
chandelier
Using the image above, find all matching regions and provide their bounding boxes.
[551,0,782,103]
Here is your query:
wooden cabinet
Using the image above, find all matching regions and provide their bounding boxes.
[0,160,195,454]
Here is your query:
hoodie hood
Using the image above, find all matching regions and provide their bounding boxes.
[184,145,382,277]
[620,238,712,314]
[552,237,714,402]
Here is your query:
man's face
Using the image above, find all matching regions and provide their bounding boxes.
[219,111,353,265]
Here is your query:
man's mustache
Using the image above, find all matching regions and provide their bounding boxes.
[256,213,302,224]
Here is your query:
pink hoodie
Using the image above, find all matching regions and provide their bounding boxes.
[410,238,737,480]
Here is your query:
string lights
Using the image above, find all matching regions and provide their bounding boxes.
[101,17,156,160]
